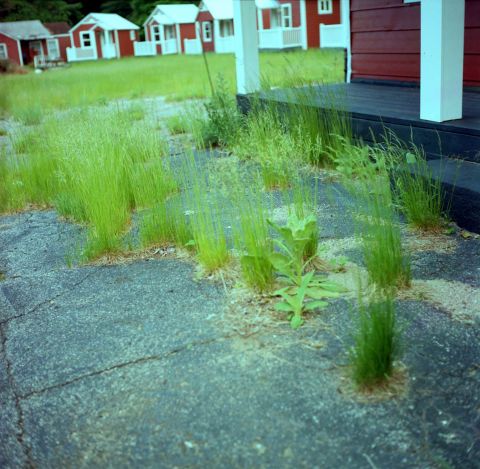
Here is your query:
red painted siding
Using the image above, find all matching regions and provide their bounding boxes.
[117,30,136,57]
[180,23,196,53]
[197,11,214,52]
[262,10,271,29]
[305,0,341,48]
[350,0,480,86]
[93,28,103,59]
[55,35,71,61]
[72,24,93,48]
[0,33,21,65]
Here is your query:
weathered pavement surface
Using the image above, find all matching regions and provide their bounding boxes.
[1,210,479,468]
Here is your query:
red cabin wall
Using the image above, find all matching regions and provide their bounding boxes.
[180,23,196,53]
[197,10,215,52]
[0,33,21,65]
[72,24,94,48]
[93,28,103,59]
[305,0,341,48]
[55,35,71,61]
[262,10,271,29]
[117,30,137,57]
[350,0,480,87]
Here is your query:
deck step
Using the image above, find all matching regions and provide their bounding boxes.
[429,159,480,233]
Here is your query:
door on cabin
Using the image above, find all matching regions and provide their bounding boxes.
[29,41,43,59]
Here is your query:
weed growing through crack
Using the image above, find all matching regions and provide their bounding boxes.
[269,214,342,328]
[234,104,299,190]
[139,195,193,249]
[231,175,274,292]
[181,153,229,272]
[384,134,449,231]
[334,142,411,290]
[350,294,399,388]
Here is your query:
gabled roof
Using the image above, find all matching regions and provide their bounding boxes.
[71,13,139,33]
[145,4,198,26]
[44,22,71,35]
[198,0,279,20]
[0,20,51,40]
[157,4,198,24]
[201,0,233,20]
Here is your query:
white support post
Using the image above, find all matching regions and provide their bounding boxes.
[175,23,181,54]
[420,0,465,122]
[300,0,308,50]
[341,0,351,83]
[233,0,260,94]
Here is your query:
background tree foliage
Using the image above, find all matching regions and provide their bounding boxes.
[1,0,201,26]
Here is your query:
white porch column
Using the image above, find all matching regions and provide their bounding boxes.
[300,0,307,50]
[175,23,182,54]
[341,0,351,83]
[420,0,465,122]
[233,0,260,94]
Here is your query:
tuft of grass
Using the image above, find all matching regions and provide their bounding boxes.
[165,114,189,135]
[181,154,230,272]
[231,177,274,292]
[385,135,448,231]
[350,295,398,388]
[335,142,411,290]
[139,195,193,249]
[234,105,300,190]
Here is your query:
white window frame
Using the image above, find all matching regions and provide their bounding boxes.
[318,0,333,14]
[80,31,92,48]
[0,43,8,60]
[46,38,59,59]
[281,4,292,28]
[202,21,212,42]
[129,30,135,41]
[165,25,176,40]
[152,25,161,42]
[404,0,420,3]
[219,19,234,38]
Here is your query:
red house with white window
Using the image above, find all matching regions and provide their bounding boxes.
[0,20,53,66]
[257,0,345,50]
[44,22,71,62]
[141,4,198,56]
[68,13,139,62]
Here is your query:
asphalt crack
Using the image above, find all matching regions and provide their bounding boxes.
[0,324,35,468]
[0,267,100,326]
[19,334,235,400]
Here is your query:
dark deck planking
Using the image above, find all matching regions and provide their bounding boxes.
[237,82,480,232]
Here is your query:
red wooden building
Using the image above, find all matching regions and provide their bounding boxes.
[44,22,71,62]
[349,0,480,87]
[68,13,139,62]
[142,4,199,56]
[257,0,345,50]
[0,20,53,66]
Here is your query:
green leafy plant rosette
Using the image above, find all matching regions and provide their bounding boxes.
[268,214,343,329]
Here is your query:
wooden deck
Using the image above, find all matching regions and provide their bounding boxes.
[258,82,480,163]
[237,82,480,232]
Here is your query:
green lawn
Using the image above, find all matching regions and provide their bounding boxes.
[0,49,344,121]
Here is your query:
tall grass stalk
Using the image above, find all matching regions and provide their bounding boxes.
[181,154,229,272]
[350,294,398,388]
[231,177,274,292]
[383,133,448,231]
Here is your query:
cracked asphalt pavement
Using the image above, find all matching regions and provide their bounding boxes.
[1,210,479,468]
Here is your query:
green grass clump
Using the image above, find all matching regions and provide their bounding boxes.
[350,295,398,388]
[335,142,411,290]
[165,114,189,135]
[140,196,193,249]
[0,50,343,121]
[232,180,274,292]
[181,155,229,272]
[286,86,352,167]
[234,106,299,190]
[385,137,447,231]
